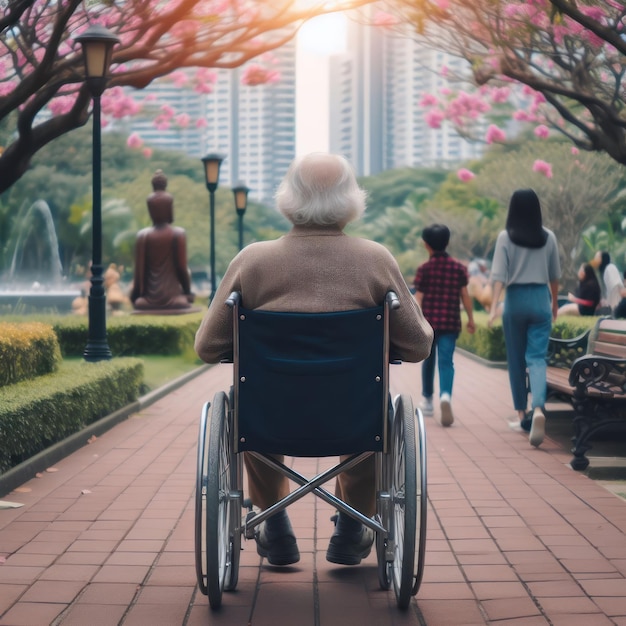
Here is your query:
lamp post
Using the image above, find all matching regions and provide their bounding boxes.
[232,182,250,251]
[201,153,225,302]
[76,25,119,362]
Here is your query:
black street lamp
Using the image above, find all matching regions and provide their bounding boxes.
[232,182,250,251]
[76,25,120,362]
[201,153,225,302]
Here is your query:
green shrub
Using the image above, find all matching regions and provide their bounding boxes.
[457,313,601,362]
[0,358,143,473]
[0,312,204,357]
[0,322,62,387]
[458,316,507,362]
[550,316,598,340]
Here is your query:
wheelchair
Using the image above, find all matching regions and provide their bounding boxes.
[194,291,427,610]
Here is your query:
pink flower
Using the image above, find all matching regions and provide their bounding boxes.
[126,133,143,149]
[175,113,190,128]
[47,95,77,116]
[142,148,153,159]
[485,124,506,144]
[457,168,475,182]
[532,160,553,178]
[490,86,510,103]
[169,71,189,87]
[241,64,280,86]
[373,11,398,27]
[419,93,439,107]
[194,83,214,94]
[425,110,445,129]
[196,118,208,128]
[571,146,580,155]
[534,125,550,138]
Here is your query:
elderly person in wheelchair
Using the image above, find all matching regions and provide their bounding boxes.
[195,152,433,572]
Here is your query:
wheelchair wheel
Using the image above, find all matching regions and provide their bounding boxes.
[376,448,392,590]
[412,405,428,597]
[225,386,241,593]
[195,392,241,609]
[391,393,418,609]
[194,401,210,596]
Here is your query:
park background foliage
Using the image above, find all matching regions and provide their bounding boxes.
[1,126,625,296]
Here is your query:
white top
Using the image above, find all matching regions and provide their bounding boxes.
[603,263,623,309]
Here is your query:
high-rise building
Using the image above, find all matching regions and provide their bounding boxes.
[327,17,385,177]
[122,19,481,199]
[382,34,484,170]
[326,16,484,175]
[122,41,297,204]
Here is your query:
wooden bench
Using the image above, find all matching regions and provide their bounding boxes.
[546,318,626,470]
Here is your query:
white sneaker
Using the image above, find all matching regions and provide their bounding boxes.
[420,396,434,416]
[439,393,454,427]
[529,407,545,447]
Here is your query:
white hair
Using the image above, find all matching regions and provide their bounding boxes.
[275,153,367,226]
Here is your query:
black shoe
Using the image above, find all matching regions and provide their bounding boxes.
[520,412,532,432]
[326,514,374,566]
[255,513,300,566]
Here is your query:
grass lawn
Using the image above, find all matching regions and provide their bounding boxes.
[64,354,204,392]
[138,354,205,391]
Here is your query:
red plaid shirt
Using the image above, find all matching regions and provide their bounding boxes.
[413,252,468,333]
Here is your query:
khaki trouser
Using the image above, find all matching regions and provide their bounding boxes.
[244,453,376,517]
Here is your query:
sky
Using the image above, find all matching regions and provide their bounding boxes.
[296,13,348,155]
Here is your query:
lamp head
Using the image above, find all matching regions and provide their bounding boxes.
[76,25,120,97]
[232,182,250,216]
[201,153,225,192]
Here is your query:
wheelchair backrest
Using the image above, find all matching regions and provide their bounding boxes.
[231,295,392,456]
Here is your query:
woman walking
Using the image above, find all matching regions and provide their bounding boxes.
[488,189,561,447]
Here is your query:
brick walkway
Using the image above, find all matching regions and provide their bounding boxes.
[1,353,626,625]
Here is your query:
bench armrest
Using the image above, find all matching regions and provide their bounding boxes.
[568,355,626,399]
[546,329,591,369]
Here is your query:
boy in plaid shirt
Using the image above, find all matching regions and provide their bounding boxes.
[413,224,475,425]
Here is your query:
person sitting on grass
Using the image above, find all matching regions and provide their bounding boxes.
[557,263,601,317]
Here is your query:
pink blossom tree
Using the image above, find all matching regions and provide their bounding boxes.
[0,0,374,193]
[387,0,626,167]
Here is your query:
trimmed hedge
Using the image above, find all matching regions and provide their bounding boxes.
[457,312,601,362]
[0,358,143,473]
[0,322,62,387]
[0,312,204,357]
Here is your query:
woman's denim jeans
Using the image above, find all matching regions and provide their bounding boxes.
[502,284,552,411]
[421,330,458,398]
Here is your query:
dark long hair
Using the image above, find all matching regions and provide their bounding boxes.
[579,263,601,299]
[506,189,548,248]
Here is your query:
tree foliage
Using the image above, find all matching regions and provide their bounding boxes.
[388,0,626,167]
[477,141,622,285]
[0,0,375,193]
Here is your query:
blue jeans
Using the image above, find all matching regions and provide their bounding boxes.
[502,284,552,411]
[421,331,458,398]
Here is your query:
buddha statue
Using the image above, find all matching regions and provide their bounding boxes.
[130,170,196,312]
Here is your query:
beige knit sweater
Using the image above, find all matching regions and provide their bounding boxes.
[194,225,433,364]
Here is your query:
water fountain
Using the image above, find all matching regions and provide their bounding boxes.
[0,200,81,313]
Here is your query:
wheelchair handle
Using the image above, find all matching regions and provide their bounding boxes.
[386,291,400,310]
[226,291,241,308]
